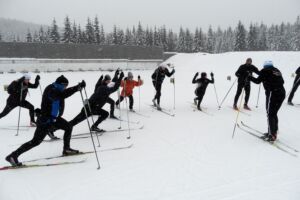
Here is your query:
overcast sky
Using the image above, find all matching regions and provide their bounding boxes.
[0,0,299,31]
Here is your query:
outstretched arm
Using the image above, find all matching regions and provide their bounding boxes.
[192,73,198,84]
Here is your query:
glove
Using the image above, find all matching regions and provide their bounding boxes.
[115,69,120,76]
[119,71,125,79]
[36,75,41,81]
[78,80,86,90]
[138,75,141,79]
[210,72,214,77]
[195,72,199,77]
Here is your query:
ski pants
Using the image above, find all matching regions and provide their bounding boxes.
[69,105,109,128]
[234,83,250,106]
[106,97,115,116]
[153,81,162,105]
[266,89,285,134]
[116,95,134,109]
[195,90,205,108]
[0,100,35,122]
[11,117,73,158]
[288,77,300,102]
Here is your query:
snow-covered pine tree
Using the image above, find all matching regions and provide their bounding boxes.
[159,25,168,50]
[85,17,95,44]
[62,16,72,43]
[153,26,161,47]
[94,16,100,44]
[33,31,39,42]
[234,21,247,51]
[292,16,300,51]
[26,29,32,42]
[193,28,205,52]
[136,22,146,46]
[145,27,153,46]
[117,28,124,45]
[112,25,118,45]
[247,23,258,51]
[185,28,193,53]
[99,25,105,45]
[166,29,177,51]
[38,26,45,43]
[214,27,223,53]
[124,28,133,45]
[257,24,268,51]
[50,18,60,43]
[71,22,78,43]
[176,27,185,52]
[206,25,215,53]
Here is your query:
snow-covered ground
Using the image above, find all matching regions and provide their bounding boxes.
[0,51,300,200]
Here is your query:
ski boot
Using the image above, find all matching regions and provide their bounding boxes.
[110,114,118,119]
[5,154,22,167]
[197,106,202,111]
[243,104,251,111]
[156,104,162,111]
[233,104,238,111]
[47,131,60,140]
[62,148,80,156]
[30,121,37,127]
[152,99,157,107]
[91,125,104,133]
[130,109,135,112]
[287,101,294,106]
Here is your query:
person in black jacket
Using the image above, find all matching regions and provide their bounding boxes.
[0,74,40,126]
[192,72,214,110]
[94,70,120,119]
[233,58,259,110]
[69,71,124,132]
[287,66,300,105]
[151,63,175,110]
[5,75,86,166]
[249,61,285,142]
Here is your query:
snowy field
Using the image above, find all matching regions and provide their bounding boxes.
[0,51,300,200]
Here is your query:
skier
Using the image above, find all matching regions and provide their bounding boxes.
[5,75,86,166]
[0,74,40,126]
[249,61,285,142]
[287,66,300,105]
[233,58,260,110]
[192,72,214,110]
[94,70,120,118]
[151,63,175,110]
[115,72,143,111]
[69,71,124,132]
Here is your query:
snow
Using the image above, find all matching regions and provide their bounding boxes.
[0,51,300,200]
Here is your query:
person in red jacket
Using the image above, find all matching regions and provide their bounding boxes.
[116,72,143,111]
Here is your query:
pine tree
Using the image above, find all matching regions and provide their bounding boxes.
[234,21,247,51]
[145,27,153,46]
[292,16,300,50]
[0,32,2,41]
[136,22,145,46]
[257,24,267,51]
[247,24,258,50]
[71,22,78,43]
[176,27,185,52]
[94,16,100,44]
[124,28,133,45]
[38,26,45,43]
[153,26,161,47]
[193,28,205,52]
[62,16,72,43]
[85,17,95,44]
[112,25,118,45]
[99,25,105,45]
[44,27,52,43]
[117,28,124,44]
[214,27,223,53]
[50,18,60,43]
[166,29,176,51]
[206,25,214,53]
[185,28,193,52]
[159,25,168,50]
[33,31,39,42]
[26,29,32,42]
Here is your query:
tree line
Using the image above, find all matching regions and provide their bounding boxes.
[8,15,300,53]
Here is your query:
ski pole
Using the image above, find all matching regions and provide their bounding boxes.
[79,89,101,170]
[138,76,141,112]
[123,80,131,139]
[212,73,220,108]
[16,84,23,136]
[232,89,245,139]
[83,87,101,147]
[117,87,122,129]
[255,84,261,108]
[173,73,175,110]
[39,84,43,96]
[219,78,237,109]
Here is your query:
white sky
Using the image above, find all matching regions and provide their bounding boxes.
[0,0,299,31]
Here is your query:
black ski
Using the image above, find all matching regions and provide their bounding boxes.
[240,121,299,153]
[0,159,86,171]
[236,123,297,157]
[23,144,133,163]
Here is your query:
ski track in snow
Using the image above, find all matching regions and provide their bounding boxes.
[0,52,300,200]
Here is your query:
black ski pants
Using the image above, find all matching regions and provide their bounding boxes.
[0,100,35,122]
[288,77,300,102]
[106,97,115,116]
[116,95,134,109]
[153,81,162,105]
[266,89,285,134]
[69,105,109,128]
[195,90,205,109]
[11,117,73,158]
[234,83,250,106]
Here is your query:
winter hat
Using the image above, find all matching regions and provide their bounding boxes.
[263,60,273,68]
[201,72,207,78]
[128,72,133,78]
[55,75,69,85]
[23,73,31,80]
[104,74,111,81]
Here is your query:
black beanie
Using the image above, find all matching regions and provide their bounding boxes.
[55,75,69,85]
[104,74,111,81]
